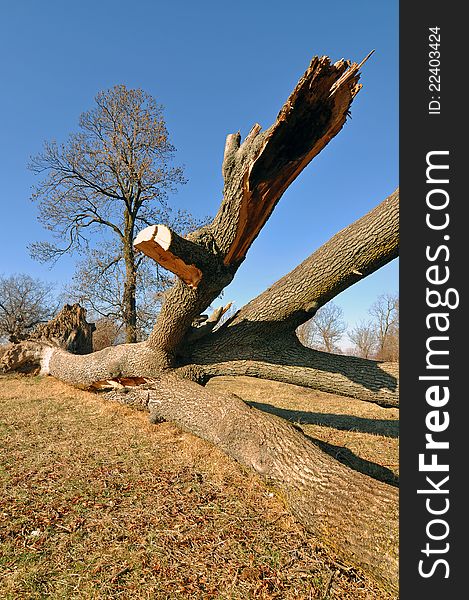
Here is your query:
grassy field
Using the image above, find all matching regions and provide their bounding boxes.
[0,373,398,599]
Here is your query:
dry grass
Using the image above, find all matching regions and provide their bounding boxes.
[0,373,397,599]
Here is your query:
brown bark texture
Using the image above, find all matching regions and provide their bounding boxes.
[1,55,399,595]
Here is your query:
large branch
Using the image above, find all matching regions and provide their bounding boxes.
[134,224,205,289]
[224,188,399,331]
[215,55,366,266]
[191,335,399,408]
[0,338,171,388]
[104,373,398,594]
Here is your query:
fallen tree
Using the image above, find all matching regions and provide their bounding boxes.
[1,55,399,594]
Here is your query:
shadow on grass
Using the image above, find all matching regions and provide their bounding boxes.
[248,401,399,438]
[248,401,399,487]
[306,436,399,487]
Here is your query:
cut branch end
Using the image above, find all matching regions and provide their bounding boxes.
[134,225,203,289]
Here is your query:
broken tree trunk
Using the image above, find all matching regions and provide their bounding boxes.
[1,55,399,595]
[30,303,95,355]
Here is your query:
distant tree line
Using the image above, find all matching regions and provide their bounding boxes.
[297,292,399,362]
[0,274,57,343]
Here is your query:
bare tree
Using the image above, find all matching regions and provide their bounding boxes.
[347,294,399,360]
[29,85,187,343]
[348,319,377,358]
[65,240,174,340]
[371,293,399,361]
[297,301,346,352]
[4,56,399,594]
[0,274,56,342]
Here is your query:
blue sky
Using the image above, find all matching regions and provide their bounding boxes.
[0,0,398,341]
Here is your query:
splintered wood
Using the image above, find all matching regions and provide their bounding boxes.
[223,55,366,266]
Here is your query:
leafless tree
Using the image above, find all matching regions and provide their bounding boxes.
[0,274,56,342]
[297,302,346,353]
[348,320,377,358]
[4,56,399,594]
[371,293,399,361]
[29,85,188,343]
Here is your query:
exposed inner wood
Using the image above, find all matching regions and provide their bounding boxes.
[134,225,203,289]
[223,56,364,266]
[89,376,153,390]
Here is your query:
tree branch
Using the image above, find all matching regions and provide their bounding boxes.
[190,331,398,407]
[223,189,399,331]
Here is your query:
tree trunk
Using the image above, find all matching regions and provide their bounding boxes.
[1,55,399,595]
[123,222,138,344]
[104,373,398,594]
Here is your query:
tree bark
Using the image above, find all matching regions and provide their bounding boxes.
[123,213,138,343]
[192,334,399,408]
[221,189,399,332]
[123,261,137,343]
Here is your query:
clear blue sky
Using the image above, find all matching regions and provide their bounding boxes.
[0,0,398,340]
